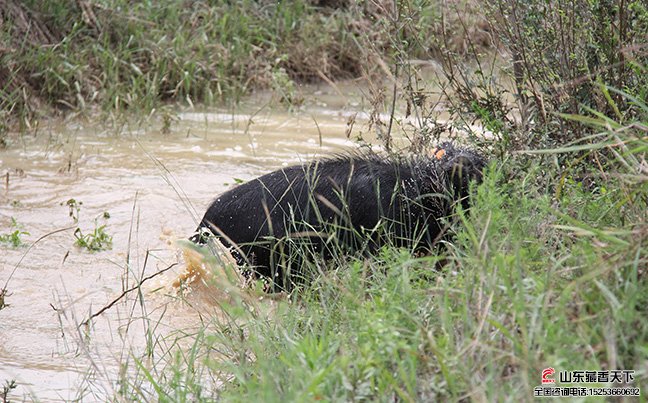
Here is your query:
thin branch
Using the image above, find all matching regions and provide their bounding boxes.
[79,262,178,327]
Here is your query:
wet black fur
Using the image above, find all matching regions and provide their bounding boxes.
[192,143,486,290]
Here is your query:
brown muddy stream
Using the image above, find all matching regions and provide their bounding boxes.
[0,87,391,401]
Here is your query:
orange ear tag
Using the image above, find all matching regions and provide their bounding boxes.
[434,148,446,160]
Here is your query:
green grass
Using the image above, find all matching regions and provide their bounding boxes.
[0,0,490,134]
[1,0,442,126]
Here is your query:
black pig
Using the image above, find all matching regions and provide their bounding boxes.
[191,143,486,290]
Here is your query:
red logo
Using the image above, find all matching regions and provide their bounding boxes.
[542,368,556,384]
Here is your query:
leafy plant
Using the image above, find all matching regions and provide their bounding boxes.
[74,212,113,252]
[0,218,29,248]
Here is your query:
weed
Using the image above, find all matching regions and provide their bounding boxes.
[0,112,7,148]
[62,198,82,223]
[270,66,302,108]
[1,380,17,403]
[60,199,112,251]
[74,212,113,252]
[0,287,8,311]
[160,108,179,135]
[0,218,29,248]
[433,0,648,153]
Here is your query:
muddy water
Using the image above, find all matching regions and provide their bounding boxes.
[0,86,396,401]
